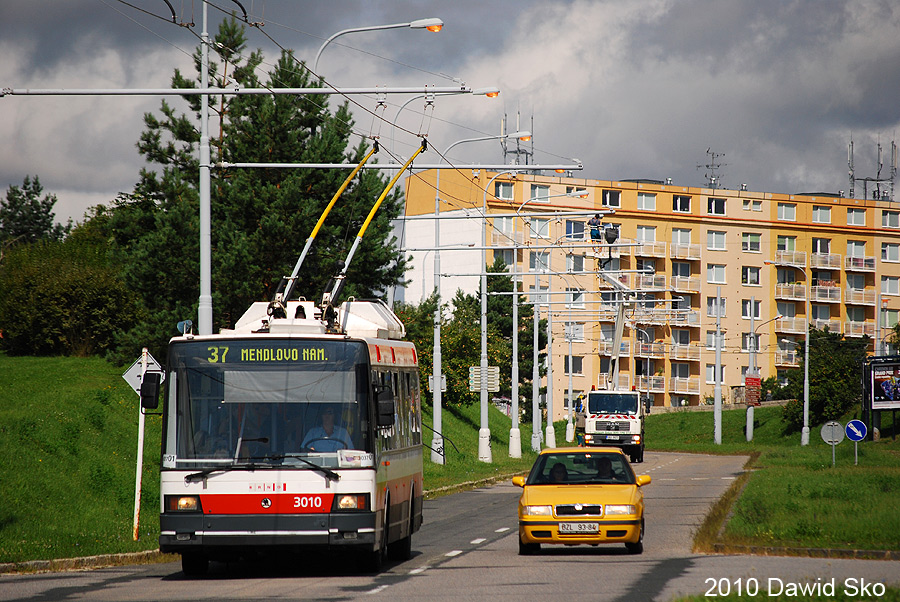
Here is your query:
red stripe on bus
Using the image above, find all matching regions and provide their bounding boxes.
[200,493,334,514]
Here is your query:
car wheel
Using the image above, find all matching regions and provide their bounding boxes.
[625,519,644,554]
[518,537,540,556]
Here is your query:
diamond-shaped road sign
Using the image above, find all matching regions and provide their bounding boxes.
[122,353,164,396]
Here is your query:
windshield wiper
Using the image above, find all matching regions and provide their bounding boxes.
[184,461,272,482]
[269,454,341,482]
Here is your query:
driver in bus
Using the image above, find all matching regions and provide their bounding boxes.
[301,405,354,452]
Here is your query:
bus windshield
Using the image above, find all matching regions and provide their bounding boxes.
[587,391,639,415]
[163,339,372,470]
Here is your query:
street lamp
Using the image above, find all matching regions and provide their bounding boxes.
[314,18,443,74]
[391,87,500,155]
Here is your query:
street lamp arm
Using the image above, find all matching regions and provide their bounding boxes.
[314,18,443,74]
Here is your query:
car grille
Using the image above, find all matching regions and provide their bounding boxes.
[593,421,629,432]
[555,504,603,516]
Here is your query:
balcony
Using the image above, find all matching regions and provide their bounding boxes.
[773,250,807,267]
[597,340,631,357]
[670,243,701,260]
[634,341,665,358]
[812,318,842,332]
[775,349,799,366]
[845,256,876,272]
[670,344,701,361]
[811,283,841,303]
[633,241,667,258]
[669,376,700,394]
[845,287,876,306]
[775,316,807,334]
[632,309,667,326]
[775,283,806,301]
[671,276,701,292]
[634,274,667,290]
[845,321,875,338]
[597,373,631,390]
[635,375,666,393]
[492,229,525,246]
[810,253,841,270]
[670,310,701,327]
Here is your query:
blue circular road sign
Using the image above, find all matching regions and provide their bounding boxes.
[845,419,867,442]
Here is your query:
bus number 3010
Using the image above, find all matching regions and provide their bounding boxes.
[294,496,323,509]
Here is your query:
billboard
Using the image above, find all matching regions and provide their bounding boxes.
[870,361,900,410]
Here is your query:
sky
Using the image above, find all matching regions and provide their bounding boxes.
[2,0,899,225]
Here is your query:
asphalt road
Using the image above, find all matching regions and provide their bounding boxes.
[2,452,898,601]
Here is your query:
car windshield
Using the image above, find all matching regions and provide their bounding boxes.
[526,452,635,485]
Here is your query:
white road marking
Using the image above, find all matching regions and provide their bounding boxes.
[470,538,486,544]
[367,585,389,594]
[409,567,427,574]
[446,550,463,557]
[495,527,510,533]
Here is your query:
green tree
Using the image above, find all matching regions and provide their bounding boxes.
[0,238,141,356]
[0,176,70,250]
[103,18,408,358]
[780,328,869,432]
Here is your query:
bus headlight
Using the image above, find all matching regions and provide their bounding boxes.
[333,494,369,511]
[166,495,201,513]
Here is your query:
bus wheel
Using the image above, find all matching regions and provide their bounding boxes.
[362,509,387,573]
[388,507,413,561]
[181,553,209,576]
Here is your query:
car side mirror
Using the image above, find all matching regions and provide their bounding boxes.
[140,372,161,410]
[374,385,394,428]
[636,474,652,487]
[512,476,526,488]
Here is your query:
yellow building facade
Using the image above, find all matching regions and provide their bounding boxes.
[403,169,900,419]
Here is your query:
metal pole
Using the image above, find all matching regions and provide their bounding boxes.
[132,348,148,541]
[714,286,722,445]
[198,2,213,335]
[545,307,556,448]
[431,169,444,464]
[565,306,575,443]
[510,228,522,458]
[802,276,810,445]
[532,272,542,451]
[479,186,492,463]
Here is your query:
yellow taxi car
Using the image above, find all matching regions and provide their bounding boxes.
[513,447,650,555]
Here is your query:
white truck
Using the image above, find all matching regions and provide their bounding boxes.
[581,389,646,463]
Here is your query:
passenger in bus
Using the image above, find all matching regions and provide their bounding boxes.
[301,405,354,452]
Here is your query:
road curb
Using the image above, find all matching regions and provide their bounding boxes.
[0,550,174,575]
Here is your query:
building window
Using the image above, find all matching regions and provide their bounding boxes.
[847,273,865,290]
[741,333,760,353]
[530,251,549,272]
[743,199,762,212]
[706,364,724,384]
[672,261,690,277]
[565,322,584,341]
[495,181,513,200]
[847,208,866,226]
[496,249,514,267]
[885,309,900,328]
[673,195,691,212]
[564,356,583,375]
[566,220,584,239]
[529,217,549,239]
[777,203,796,221]
[566,253,584,273]
[706,330,717,349]
[742,266,760,285]
[566,288,585,308]
[812,238,831,254]
[882,243,900,262]
[847,240,866,258]
[637,192,656,211]
[636,225,656,242]
[529,284,549,306]
[742,233,761,252]
[601,190,621,207]
[706,296,726,316]
[530,184,550,203]
[812,205,831,224]
[672,228,691,245]
[708,197,726,215]
[883,211,900,228]
[707,230,726,250]
[742,299,761,319]
[707,263,726,283]
[777,235,796,251]
[566,186,588,197]
[811,304,831,321]
[883,276,900,296]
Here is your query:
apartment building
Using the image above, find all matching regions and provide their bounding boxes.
[402,169,900,420]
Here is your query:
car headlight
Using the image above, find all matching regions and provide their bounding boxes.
[521,505,553,516]
[604,504,636,515]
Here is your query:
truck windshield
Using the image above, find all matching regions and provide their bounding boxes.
[162,340,371,470]
[587,392,638,415]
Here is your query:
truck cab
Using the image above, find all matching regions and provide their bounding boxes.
[581,390,646,463]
